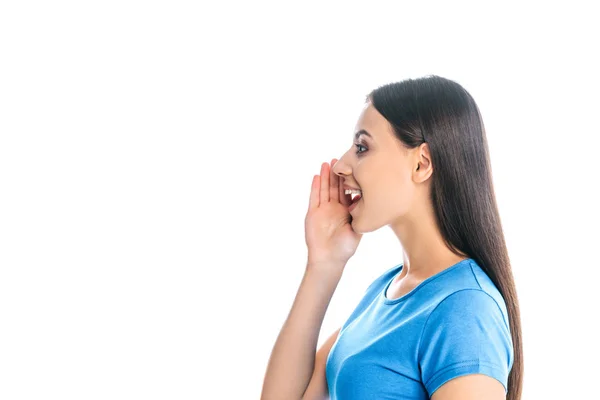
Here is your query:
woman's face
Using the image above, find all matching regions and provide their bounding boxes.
[332,101,427,233]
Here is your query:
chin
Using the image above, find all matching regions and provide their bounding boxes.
[350,214,382,234]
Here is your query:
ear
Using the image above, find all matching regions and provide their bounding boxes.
[414,143,433,183]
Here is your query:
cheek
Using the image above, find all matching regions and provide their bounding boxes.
[369,177,412,209]
[388,177,415,208]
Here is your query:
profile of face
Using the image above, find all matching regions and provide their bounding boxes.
[332,101,432,234]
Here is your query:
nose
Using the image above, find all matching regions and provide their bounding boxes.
[332,154,351,178]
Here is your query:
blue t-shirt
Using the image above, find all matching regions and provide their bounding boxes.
[326,258,513,399]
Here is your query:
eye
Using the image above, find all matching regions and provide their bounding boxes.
[354,143,367,155]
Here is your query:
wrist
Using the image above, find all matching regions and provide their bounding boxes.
[306,258,346,278]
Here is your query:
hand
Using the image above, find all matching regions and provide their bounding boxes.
[304,159,363,271]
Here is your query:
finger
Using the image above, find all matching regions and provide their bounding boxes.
[330,158,339,203]
[320,162,330,203]
[339,175,350,208]
[339,178,350,207]
[309,174,320,210]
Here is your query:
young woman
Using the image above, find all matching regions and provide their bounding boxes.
[261,75,523,400]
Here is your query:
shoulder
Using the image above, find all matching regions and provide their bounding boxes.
[467,261,510,326]
[424,288,509,332]
[422,259,512,342]
[425,259,510,326]
[418,287,514,397]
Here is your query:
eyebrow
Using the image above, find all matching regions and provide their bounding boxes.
[354,129,372,141]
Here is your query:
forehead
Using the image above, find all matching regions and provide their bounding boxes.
[354,102,393,140]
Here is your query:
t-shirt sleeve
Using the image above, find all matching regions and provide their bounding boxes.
[417,289,514,397]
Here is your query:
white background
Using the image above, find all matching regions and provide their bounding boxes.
[1,1,598,399]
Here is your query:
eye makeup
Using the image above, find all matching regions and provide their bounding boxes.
[354,142,368,155]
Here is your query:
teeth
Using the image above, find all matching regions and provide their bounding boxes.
[344,189,362,195]
[345,189,362,202]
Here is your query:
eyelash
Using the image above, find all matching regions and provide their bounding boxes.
[354,143,367,155]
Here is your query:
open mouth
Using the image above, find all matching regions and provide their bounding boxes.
[350,192,362,205]
[344,189,362,207]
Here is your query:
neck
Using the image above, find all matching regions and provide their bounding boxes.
[390,202,467,281]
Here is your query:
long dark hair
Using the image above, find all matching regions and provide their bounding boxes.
[368,75,523,400]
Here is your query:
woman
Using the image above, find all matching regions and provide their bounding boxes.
[261,75,523,400]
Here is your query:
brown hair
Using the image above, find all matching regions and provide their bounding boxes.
[368,75,523,400]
